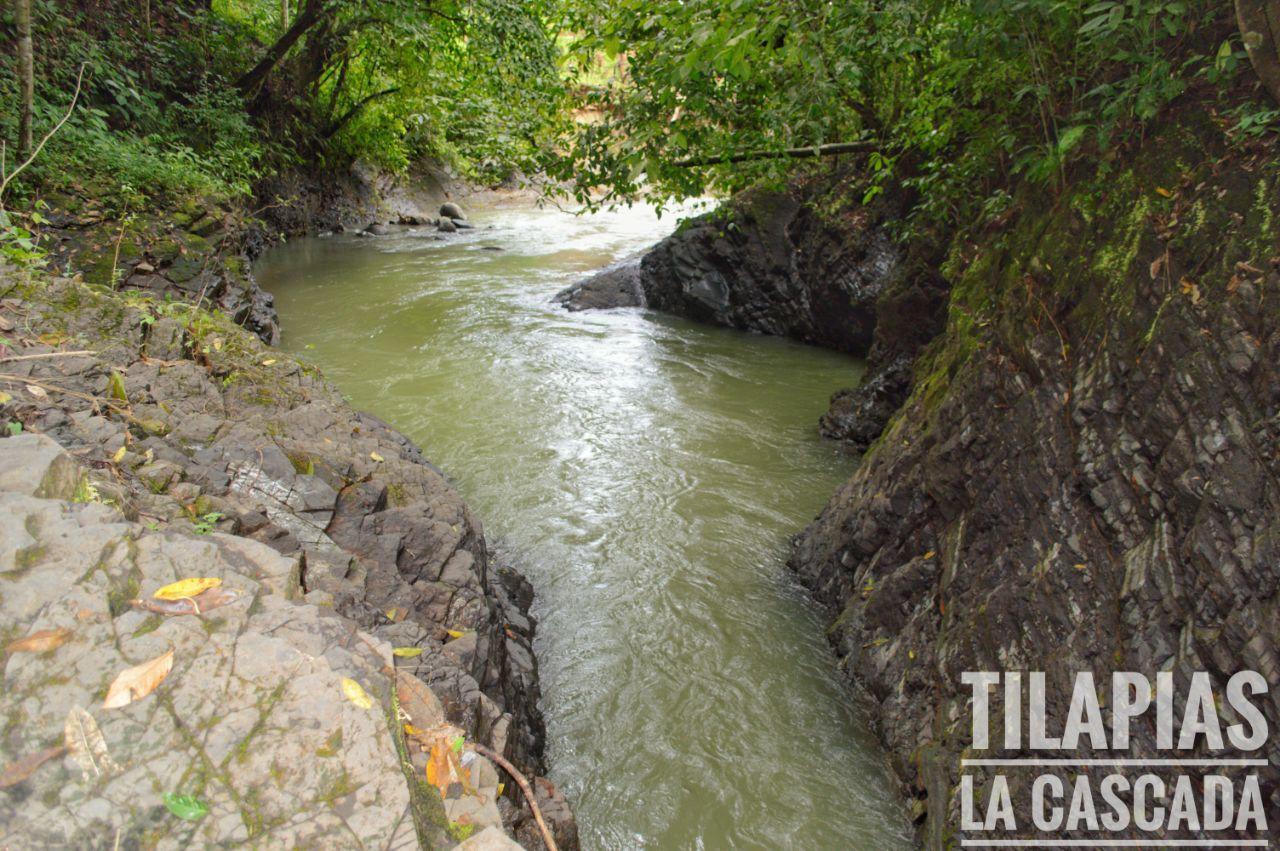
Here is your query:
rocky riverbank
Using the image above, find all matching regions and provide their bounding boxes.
[561,120,1280,846]
[2,169,577,849]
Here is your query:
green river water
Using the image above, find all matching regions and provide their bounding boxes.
[256,201,912,850]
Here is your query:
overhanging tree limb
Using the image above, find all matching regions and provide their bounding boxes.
[672,140,877,168]
[322,87,401,138]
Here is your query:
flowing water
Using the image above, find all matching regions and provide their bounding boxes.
[257,202,912,850]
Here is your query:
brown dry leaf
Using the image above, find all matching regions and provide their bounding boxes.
[5,627,71,655]
[102,649,174,709]
[0,745,68,788]
[65,706,119,778]
[130,587,241,617]
[1149,255,1165,281]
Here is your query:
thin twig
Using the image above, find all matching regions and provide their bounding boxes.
[471,742,559,851]
[0,350,96,362]
[0,64,87,208]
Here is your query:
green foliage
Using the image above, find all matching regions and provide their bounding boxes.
[554,0,1250,227]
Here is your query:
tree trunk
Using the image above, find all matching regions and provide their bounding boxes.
[280,0,288,29]
[1236,0,1280,105]
[15,0,34,157]
[235,0,325,99]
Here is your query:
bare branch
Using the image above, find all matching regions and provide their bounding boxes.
[0,64,87,209]
[673,140,876,169]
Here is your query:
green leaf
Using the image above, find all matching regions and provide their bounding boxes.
[163,793,209,821]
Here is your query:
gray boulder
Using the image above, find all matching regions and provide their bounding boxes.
[437,218,458,233]
[554,254,645,311]
[439,202,466,220]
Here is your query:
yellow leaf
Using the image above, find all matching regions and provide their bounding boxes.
[153,577,222,601]
[393,647,424,658]
[923,550,936,560]
[1074,563,1088,570]
[5,627,71,654]
[404,724,426,737]
[445,629,468,639]
[102,649,174,709]
[0,391,11,404]
[212,337,223,352]
[370,451,384,463]
[1155,187,1172,197]
[112,445,127,464]
[261,358,276,366]
[341,677,373,709]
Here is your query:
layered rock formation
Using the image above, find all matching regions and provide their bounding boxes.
[0,272,577,849]
[790,132,1280,843]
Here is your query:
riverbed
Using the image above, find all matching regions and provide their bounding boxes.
[256,202,912,849]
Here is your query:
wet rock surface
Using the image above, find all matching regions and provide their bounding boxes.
[789,145,1280,844]
[0,273,578,849]
[553,254,645,311]
[558,181,949,452]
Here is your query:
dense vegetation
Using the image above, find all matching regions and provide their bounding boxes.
[557,0,1280,227]
[2,0,1278,250]
[0,0,562,218]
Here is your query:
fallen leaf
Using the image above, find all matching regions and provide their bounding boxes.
[5,627,71,654]
[0,391,11,404]
[111,445,127,464]
[1149,255,1165,281]
[922,550,936,560]
[153,577,221,601]
[130,586,241,616]
[65,706,119,778]
[211,337,223,352]
[25,385,47,399]
[102,649,174,709]
[261,358,275,366]
[0,745,67,788]
[445,629,469,640]
[1074,563,1088,570]
[163,793,209,821]
[341,677,373,709]
[385,607,407,622]
[369,451,384,463]
[1155,187,1172,198]
[393,647,424,658]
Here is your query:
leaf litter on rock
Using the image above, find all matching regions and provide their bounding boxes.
[163,793,209,821]
[65,705,119,778]
[102,648,173,709]
[152,577,221,601]
[130,586,241,616]
[5,627,71,654]
[0,745,68,788]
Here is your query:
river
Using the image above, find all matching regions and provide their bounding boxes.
[256,201,912,850]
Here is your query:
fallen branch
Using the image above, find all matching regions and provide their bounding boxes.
[470,742,559,851]
[0,350,96,362]
[673,139,876,168]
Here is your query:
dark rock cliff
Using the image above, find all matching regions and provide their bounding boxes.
[790,127,1280,845]
[557,181,949,453]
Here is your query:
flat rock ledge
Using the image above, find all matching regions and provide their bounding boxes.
[0,432,416,848]
[0,272,579,850]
